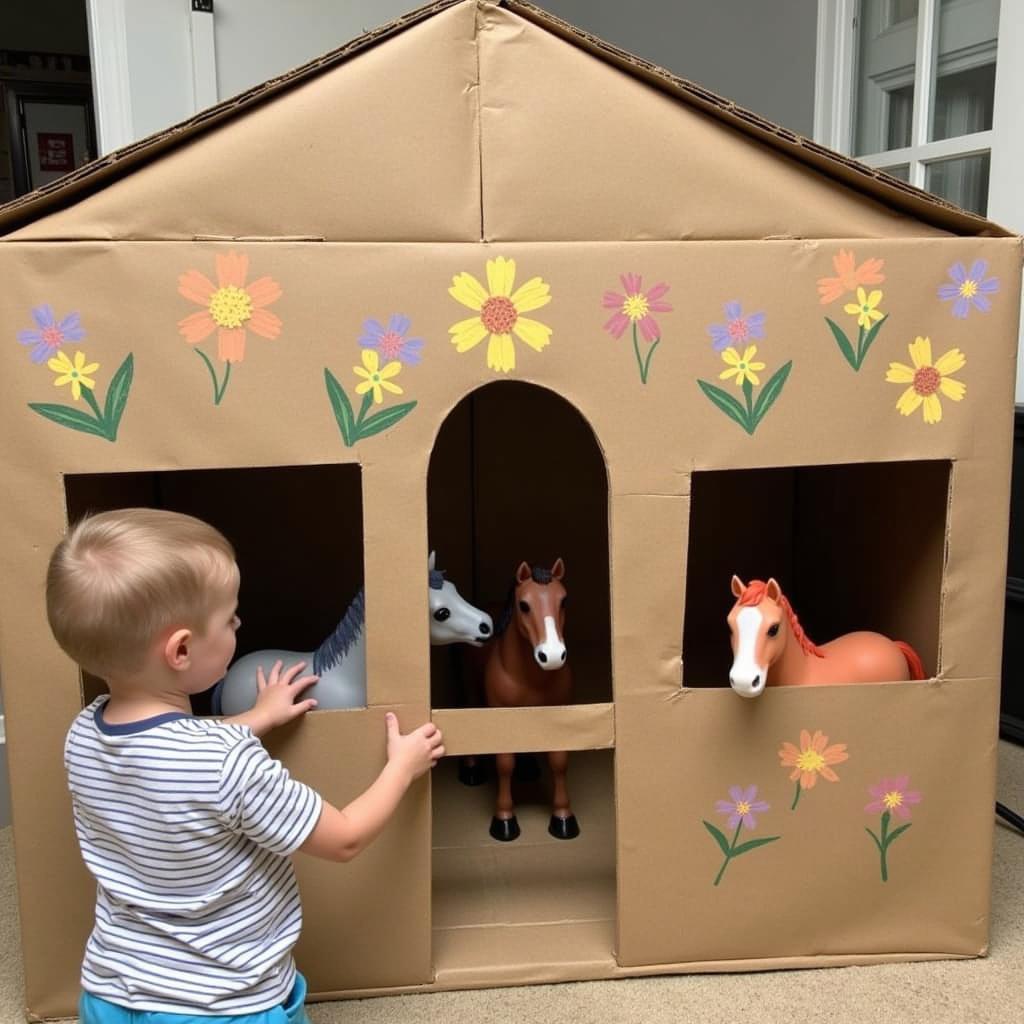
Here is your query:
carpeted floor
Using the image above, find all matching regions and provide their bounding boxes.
[2,742,1021,1024]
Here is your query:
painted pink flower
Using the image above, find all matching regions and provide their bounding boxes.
[602,273,672,342]
[865,776,922,821]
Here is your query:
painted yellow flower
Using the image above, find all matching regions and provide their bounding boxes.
[48,350,99,401]
[719,345,765,388]
[844,287,884,329]
[353,349,402,405]
[448,256,552,373]
[886,336,966,425]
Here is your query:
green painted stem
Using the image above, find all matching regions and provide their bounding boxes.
[791,780,802,811]
[713,821,744,886]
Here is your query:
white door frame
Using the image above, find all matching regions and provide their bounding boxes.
[85,0,219,155]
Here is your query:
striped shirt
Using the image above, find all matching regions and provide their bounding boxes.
[64,696,323,1014]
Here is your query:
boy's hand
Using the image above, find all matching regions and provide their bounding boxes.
[222,660,317,737]
[385,713,444,782]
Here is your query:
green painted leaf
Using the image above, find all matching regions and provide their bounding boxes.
[28,403,110,439]
[857,314,889,366]
[885,822,912,845]
[865,827,883,853]
[731,835,782,856]
[103,353,134,440]
[324,369,357,447]
[355,400,418,440]
[825,317,859,370]
[751,360,793,428]
[702,820,732,856]
[697,380,751,434]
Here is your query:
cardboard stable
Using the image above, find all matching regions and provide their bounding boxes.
[0,1,1020,1018]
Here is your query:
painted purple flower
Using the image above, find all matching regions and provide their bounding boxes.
[359,314,424,365]
[708,301,766,352]
[938,260,999,318]
[17,305,85,364]
[715,785,770,830]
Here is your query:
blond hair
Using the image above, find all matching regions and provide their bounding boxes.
[46,508,237,679]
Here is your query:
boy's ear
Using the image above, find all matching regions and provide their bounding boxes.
[163,628,193,671]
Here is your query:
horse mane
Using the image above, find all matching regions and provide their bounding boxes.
[313,587,366,674]
[495,566,553,637]
[739,580,823,658]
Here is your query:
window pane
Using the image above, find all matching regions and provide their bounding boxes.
[888,0,919,27]
[924,153,990,214]
[931,0,999,142]
[854,0,918,156]
[881,164,911,182]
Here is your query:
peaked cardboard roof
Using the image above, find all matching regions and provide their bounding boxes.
[0,0,1009,241]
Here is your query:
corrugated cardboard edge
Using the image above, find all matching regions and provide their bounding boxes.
[0,0,1013,239]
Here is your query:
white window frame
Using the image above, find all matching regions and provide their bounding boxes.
[814,0,998,188]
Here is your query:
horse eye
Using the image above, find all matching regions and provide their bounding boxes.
[518,600,530,614]
[767,623,780,637]
[434,608,451,622]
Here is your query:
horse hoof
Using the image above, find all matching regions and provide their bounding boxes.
[490,816,521,842]
[548,814,580,840]
[458,761,487,787]
[513,753,541,782]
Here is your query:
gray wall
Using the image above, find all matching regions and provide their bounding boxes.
[540,0,819,136]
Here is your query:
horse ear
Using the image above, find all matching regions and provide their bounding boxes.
[766,577,782,602]
[516,561,532,584]
[731,575,745,598]
[551,557,565,580]
[428,550,436,571]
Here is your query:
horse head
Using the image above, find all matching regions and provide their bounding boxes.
[512,558,568,671]
[727,575,788,698]
[428,551,493,647]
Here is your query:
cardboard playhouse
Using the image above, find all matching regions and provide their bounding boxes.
[0,0,1020,1017]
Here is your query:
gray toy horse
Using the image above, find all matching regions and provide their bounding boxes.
[211,552,492,714]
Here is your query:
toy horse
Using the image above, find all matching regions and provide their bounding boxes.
[727,575,926,698]
[212,552,492,714]
[484,558,578,842]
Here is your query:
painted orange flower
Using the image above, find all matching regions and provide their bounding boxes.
[817,250,885,305]
[177,251,282,363]
[779,729,849,810]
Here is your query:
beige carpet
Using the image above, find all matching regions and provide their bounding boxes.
[2,742,1021,1024]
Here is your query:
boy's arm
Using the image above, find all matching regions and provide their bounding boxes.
[299,713,443,863]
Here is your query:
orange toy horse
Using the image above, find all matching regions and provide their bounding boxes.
[484,558,578,842]
[727,576,926,698]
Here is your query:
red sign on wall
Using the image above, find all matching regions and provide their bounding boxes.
[37,132,74,171]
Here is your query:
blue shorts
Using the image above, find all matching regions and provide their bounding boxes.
[79,973,309,1023]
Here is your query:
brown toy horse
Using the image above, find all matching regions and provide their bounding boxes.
[484,558,578,842]
[727,576,926,698]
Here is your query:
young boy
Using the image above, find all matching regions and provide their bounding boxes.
[47,507,444,1022]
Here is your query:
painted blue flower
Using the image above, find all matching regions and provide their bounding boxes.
[17,305,85,364]
[938,260,999,318]
[707,301,766,352]
[358,314,424,365]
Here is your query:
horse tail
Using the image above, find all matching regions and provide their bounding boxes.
[895,641,926,681]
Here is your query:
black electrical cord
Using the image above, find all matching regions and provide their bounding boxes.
[996,801,1024,833]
